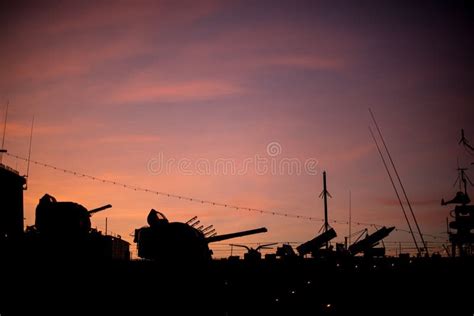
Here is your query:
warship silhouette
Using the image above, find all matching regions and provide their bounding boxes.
[0,131,473,315]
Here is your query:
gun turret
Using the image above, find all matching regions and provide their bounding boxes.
[29,194,129,260]
[34,194,112,237]
[134,210,269,263]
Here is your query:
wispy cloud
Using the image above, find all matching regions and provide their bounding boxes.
[3,121,71,138]
[3,33,152,83]
[108,80,243,104]
[1,0,224,84]
[2,1,470,248]
[96,134,161,144]
[263,55,345,70]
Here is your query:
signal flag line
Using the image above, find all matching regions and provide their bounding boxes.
[5,152,445,241]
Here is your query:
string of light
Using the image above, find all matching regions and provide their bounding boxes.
[6,152,446,240]
[210,240,447,246]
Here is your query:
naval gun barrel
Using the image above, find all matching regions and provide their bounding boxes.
[88,204,112,215]
[206,227,267,243]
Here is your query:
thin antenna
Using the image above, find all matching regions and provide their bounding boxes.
[369,109,428,256]
[0,100,9,163]
[323,171,329,234]
[369,126,420,254]
[24,116,34,190]
[349,190,352,246]
[459,129,474,152]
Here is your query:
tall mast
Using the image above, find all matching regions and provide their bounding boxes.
[349,190,352,246]
[320,171,331,249]
[24,116,34,190]
[0,100,9,164]
[323,172,328,231]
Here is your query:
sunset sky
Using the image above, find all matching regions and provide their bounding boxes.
[1,0,473,256]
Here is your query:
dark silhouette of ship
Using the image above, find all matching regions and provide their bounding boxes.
[440,129,474,257]
[0,162,129,260]
[0,130,473,315]
[442,168,474,256]
[25,193,130,260]
[0,163,25,242]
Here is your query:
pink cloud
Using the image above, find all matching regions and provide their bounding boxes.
[96,134,161,144]
[2,1,465,254]
[37,0,223,35]
[1,0,224,84]
[318,143,375,168]
[2,121,71,138]
[108,80,243,104]
[338,143,375,162]
[3,34,152,83]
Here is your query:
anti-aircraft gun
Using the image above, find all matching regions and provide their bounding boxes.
[35,194,111,237]
[134,209,268,264]
[27,194,129,260]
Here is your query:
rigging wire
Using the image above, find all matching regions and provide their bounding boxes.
[369,109,428,256]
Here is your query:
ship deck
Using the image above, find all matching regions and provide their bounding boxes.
[1,256,472,315]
